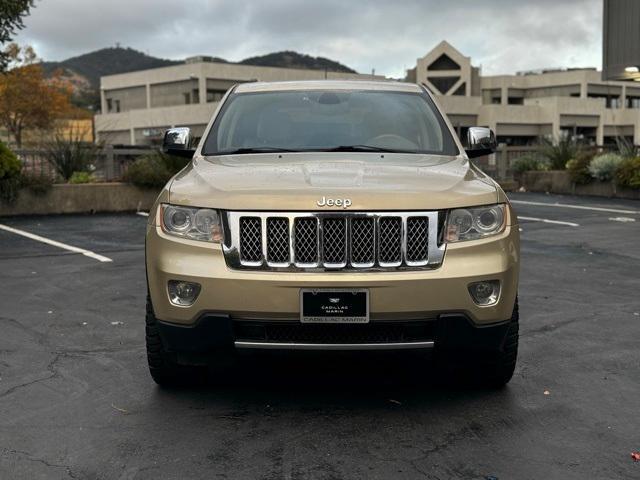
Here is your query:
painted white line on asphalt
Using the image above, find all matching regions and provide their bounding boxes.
[518,216,579,227]
[136,211,149,217]
[511,199,639,215]
[0,223,113,263]
[609,216,636,223]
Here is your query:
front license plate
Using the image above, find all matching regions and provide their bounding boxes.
[300,289,369,323]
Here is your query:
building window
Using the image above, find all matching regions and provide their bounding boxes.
[451,83,466,96]
[427,54,460,71]
[114,100,120,113]
[508,97,524,105]
[491,97,501,105]
[183,92,191,104]
[106,98,112,112]
[207,89,226,102]
[627,97,640,108]
[428,76,460,95]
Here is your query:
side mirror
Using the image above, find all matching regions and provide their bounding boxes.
[465,127,497,159]
[162,127,195,158]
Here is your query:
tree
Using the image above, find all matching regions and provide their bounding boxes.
[0,44,73,147]
[0,0,34,71]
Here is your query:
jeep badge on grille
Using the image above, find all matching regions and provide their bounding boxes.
[317,196,352,208]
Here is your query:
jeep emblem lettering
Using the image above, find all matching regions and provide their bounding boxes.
[317,196,352,208]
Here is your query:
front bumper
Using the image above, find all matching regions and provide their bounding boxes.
[154,312,513,354]
[146,219,519,332]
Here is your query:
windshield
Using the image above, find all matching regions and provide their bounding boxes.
[202,89,459,156]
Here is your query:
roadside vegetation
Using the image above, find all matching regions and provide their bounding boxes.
[124,150,190,188]
[511,135,640,191]
[0,140,21,202]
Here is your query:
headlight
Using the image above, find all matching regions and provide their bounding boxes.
[445,204,506,242]
[161,204,223,243]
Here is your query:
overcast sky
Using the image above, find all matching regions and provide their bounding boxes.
[15,0,602,78]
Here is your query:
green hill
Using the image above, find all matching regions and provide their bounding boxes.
[40,47,357,110]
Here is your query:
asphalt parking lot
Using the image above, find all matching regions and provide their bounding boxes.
[1,192,639,480]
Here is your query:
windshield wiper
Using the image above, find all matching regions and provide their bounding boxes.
[320,145,415,153]
[217,147,299,155]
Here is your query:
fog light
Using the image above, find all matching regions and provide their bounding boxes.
[468,280,500,306]
[168,280,201,306]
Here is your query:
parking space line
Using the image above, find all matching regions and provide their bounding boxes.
[511,200,639,215]
[517,216,579,227]
[136,212,149,217]
[0,223,113,263]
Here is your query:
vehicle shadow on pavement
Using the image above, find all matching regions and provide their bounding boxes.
[152,350,515,410]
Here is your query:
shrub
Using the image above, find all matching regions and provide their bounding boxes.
[511,154,549,174]
[540,136,581,170]
[0,141,21,180]
[43,129,96,181]
[615,136,638,159]
[615,157,640,189]
[20,172,53,195]
[565,150,595,185]
[124,150,190,188]
[69,171,95,184]
[0,141,22,203]
[588,153,624,182]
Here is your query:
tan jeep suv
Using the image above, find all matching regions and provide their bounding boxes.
[145,80,520,387]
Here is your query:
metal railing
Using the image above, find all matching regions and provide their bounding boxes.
[16,145,155,182]
[16,144,593,183]
[473,146,542,181]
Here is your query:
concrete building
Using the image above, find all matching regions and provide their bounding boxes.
[95,41,640,146]
[603,0,640,81]
[407,41,640,146]
[94,58,382,145]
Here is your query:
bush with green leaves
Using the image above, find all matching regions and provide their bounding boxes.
[124,150,190,188]
[565,150,595,185]
[0,140,22,203]
[615,157,640,189]
[511,154,549,174]
[539,136,581,170]
[20,172,53,195]
[69,171,95,184]
[587,153,624,182]
[0,140,21,179]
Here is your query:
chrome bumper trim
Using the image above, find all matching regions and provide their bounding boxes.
[234,340,435,350]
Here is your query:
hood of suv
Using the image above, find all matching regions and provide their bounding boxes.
[168,152,498,211]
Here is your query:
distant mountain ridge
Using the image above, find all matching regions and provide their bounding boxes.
[41,47,180,90]
[239,51,356,74]
[40,47,357,110]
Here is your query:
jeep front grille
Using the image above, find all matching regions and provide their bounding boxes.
[225,211,445,271]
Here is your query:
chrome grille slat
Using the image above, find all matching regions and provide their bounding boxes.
[266,217,290,265]
[227,212,445,271]
[350,217,375,267]
[239,217,262,264]
[294,217,319,266]
[378,217,402,266]
[406,217,429,265]
[322,218,347,267]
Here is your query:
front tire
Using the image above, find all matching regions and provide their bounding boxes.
[145,295,206,386]
[437,299,519,388]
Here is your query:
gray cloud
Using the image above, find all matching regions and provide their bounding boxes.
[15,0,602,77]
